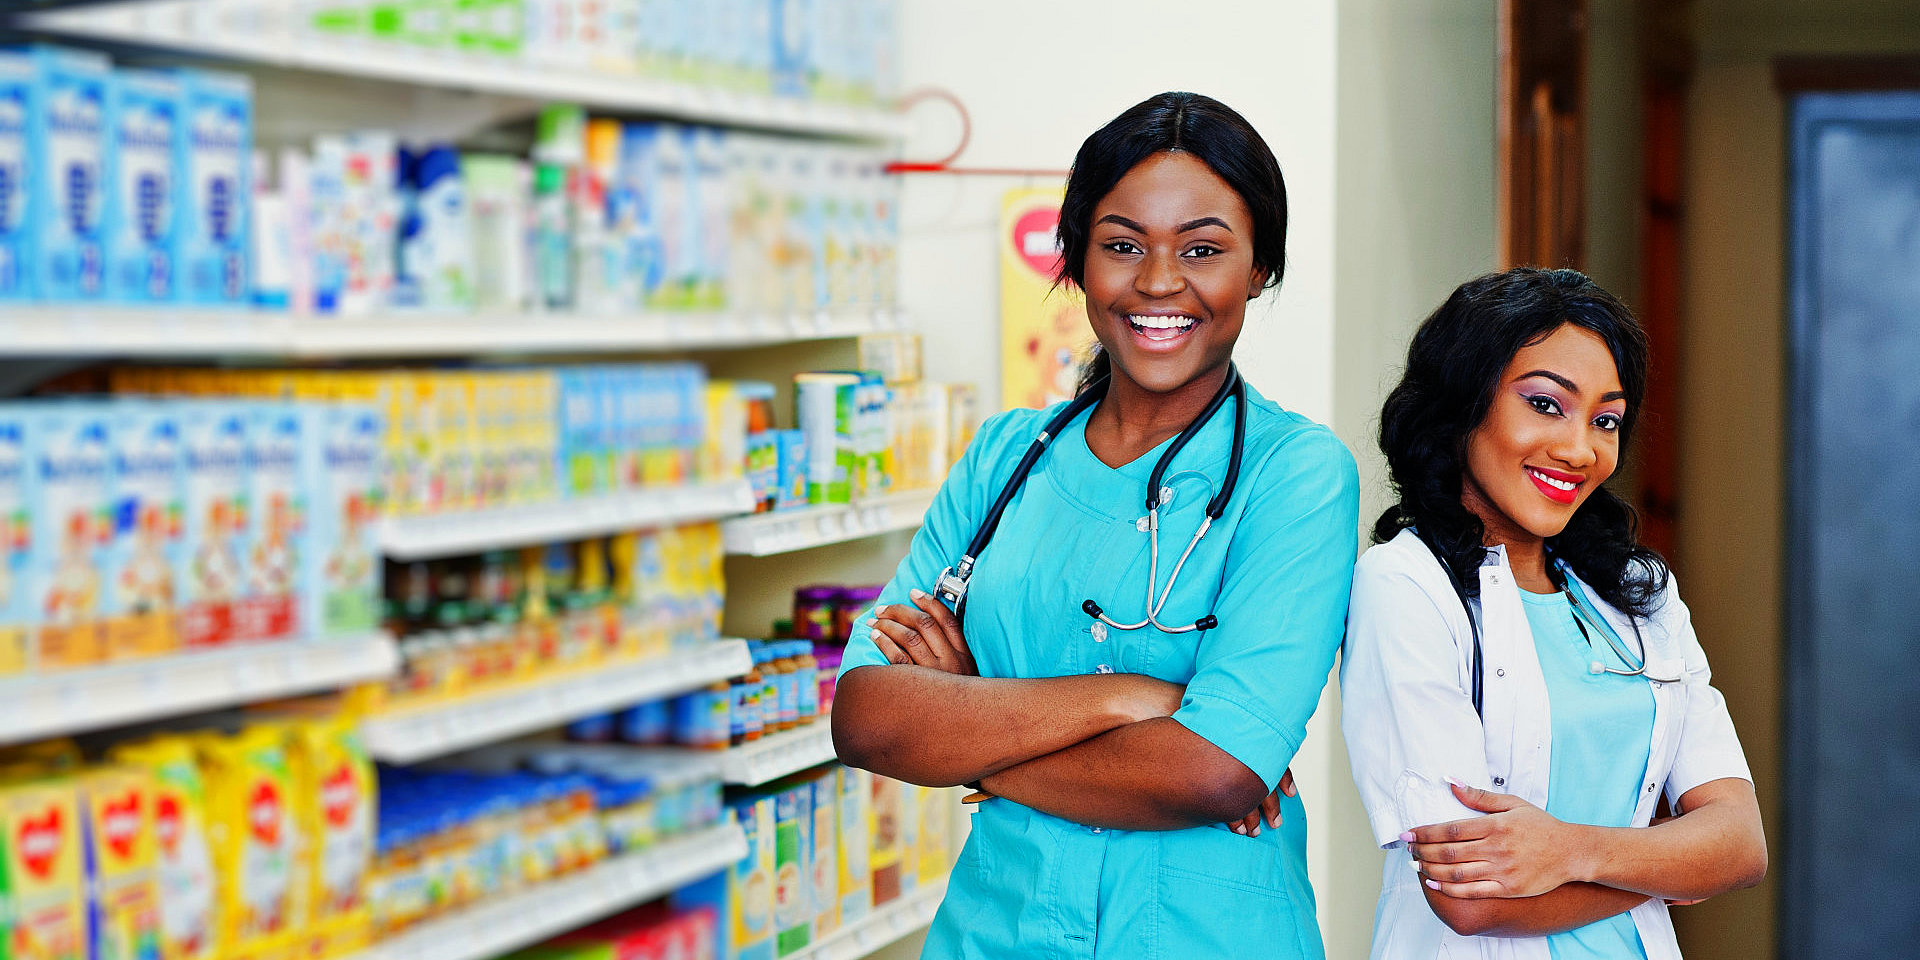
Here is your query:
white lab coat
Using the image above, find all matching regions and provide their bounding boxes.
[1339,529,1753,960]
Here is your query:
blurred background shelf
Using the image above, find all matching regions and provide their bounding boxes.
[0,632,397,745]
[349,819,749,960]
[18,0,907,140]
[720,720,837,786]
[0,309,908,359]
[793,880,948,960]
[720,490,935,557]
[361,639,755,763]
[378,480,756,561]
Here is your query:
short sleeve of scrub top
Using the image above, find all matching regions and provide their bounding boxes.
[836,386,1360,960]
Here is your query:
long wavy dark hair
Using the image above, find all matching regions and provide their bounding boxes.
[1374,267,1670,617]
[1055,92,1289,394]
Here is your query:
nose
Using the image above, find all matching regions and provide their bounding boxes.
[1548,422,1598,470]
[1134,249,1186,299]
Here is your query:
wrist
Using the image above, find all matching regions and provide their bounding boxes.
[1563,822,1605,885]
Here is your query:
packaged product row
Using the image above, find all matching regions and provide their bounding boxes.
[378,523,725,711]
[500,901,718,960]
[0,714,377,960]
[676,765,951,960]
[0,397,383,678]
[294,0,901,106]
[263,109,901,319]
[372,744,728,935]
[565,637,828,752]
[0,47,252,305]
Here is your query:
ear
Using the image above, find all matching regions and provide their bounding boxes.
[1246,267,1270,301]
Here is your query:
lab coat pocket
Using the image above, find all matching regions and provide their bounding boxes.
[1157,826,1295,960]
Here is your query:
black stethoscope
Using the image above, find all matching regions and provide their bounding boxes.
[933,363,1248,635]
[1416,533,1681,718]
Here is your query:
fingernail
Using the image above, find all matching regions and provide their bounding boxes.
[870,629,883,641]
[1425,879,1441,891]
[1409,858,1422,871]
[910,588,928,600]
[1444,776,1467,789]
[1249,827,1259,837]
[1399,831,1415,844]
[1268,814,1280,828]
[1231,824,1244,835]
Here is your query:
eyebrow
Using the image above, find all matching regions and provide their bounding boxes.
[1516,369,1627,403]
[1095,214,1235,234]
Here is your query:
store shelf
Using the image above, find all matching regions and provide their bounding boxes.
[794,880,948,960]
[379,479,755,561]
[0,632,397,746]
[351,819,748,960]
[21,0,906,141]
[721,721,837,787]
[721,489,936,557]
[0,308,908,359]
[362,639,754,764]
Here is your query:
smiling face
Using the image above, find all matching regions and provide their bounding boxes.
[1462,323,1628,547]
[1081,151,1267,396]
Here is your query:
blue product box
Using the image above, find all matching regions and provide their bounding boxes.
[110,68,186,302]
[773,428,808,510]
[770,0,810,98]
[178,68,252,304]
[28,45,115,301]
[0,51,36,300]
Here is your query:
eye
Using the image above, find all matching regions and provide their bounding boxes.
[1102,240,1143,256]
[1182,244,1222,258]
[1525,395,1562,417]
[1593,413,1622,432]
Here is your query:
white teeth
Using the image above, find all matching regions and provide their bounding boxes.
[1128,315,1196,330]
[1529,468,1576,491]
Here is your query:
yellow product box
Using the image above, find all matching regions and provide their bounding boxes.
[196,727,302,959]
[285,720,373,958]
[702,382,746,486]
[808,771,839,941]
[855,333,922,386]
[944,384,980,470]
[729,795,776,960]
[914,786,950,887]
[382,373,432,518]
[436,373,478,514]
[473,372,511,510]
[867,774,903,908]
[78,766,162,960]
[107,737,219,960]
[0,778,88,960]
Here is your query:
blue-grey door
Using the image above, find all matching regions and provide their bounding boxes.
[1786,91,1920,957]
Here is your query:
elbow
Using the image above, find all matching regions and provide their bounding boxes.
[1730,834,1769,892]
[1182,759,1271,825]
[1426,896,1501,938]
[830,708,879,772]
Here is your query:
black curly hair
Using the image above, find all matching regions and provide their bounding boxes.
[1056,91,1288,394]
[1374,267,1670,617]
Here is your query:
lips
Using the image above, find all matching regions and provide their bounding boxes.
[1526,466,1582,505]
[1124,313,1200,349]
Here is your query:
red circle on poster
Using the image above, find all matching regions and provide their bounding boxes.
[1012,206,1063,278]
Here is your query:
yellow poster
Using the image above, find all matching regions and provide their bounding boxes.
[1000,188,1089,411]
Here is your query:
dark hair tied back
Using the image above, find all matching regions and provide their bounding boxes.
[1055,92,1289,394]
[1374,267,1670,619]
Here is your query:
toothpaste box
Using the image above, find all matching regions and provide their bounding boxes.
[238,404,302,643]
[110,68,185,303]
[31,402,114,668]
[178,68,251,305]
[178,403,249,649]
[302,403,383,637]
[29,45,116,302]
[106,402,185,661]
[0,405,34,675]
[0,51,37,300]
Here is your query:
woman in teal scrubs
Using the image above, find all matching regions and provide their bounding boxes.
[831,92,1359,960]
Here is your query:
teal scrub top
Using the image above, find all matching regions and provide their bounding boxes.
[839,383,1360,960]
[1521,580,1654,960]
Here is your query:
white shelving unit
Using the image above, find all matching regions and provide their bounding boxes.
[793,881,947,960]
[721,721,837,787]
[0,309,907,359]
[0,633,397,745]
[362,639,754,764]
[720,489,936,557]
[349,819,748,960]
[21,0,906,140]
[379,479,755,561]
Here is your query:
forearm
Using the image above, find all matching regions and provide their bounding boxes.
[830,665,1149,787]
[977,717,1268,830]
[1568,780,1767,900]
[1425,882,1647,938]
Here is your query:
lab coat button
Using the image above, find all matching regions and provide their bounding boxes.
[1496,668,1506,677]
[1090,826,1105,834]
[1647,783,1657,794]
[1091,622,1107,643]
[1095,664,1114,674]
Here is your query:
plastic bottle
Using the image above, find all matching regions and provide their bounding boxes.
[755,642,783,733]
[769,641,798,731]
[733,648,765,744]
[701,681,732,750]
[791,641,820,724]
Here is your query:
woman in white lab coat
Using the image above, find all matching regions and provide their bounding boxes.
[1340,267,1766,960]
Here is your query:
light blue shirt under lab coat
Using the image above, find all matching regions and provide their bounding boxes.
[839,383,1360,960]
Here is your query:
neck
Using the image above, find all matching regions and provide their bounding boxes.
[1460,482,1552,591]
[1091,362,1231,451]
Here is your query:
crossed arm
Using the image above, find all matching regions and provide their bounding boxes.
[830,590,1283,832]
